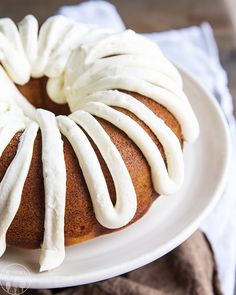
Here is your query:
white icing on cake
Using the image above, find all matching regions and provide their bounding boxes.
[57,114,137,229]
[0,15,199,271]
[36,109,67,272]
[70,90,184,195]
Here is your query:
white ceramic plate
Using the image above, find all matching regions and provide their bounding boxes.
[0,68,231,289]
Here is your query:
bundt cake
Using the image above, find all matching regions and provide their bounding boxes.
[0,15,199,272]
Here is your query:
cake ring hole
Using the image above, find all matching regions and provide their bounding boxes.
[17,77,70,116]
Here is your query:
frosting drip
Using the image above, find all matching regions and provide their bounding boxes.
[36,109,67,272]
[0,15,199,271]
[57,114,137,229]
[70,90,184,195]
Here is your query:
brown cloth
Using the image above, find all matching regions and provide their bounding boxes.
[26,230,222,295]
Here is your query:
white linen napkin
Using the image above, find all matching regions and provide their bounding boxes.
[59,2,236,294]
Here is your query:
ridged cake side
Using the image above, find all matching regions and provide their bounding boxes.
[1,92,182,249]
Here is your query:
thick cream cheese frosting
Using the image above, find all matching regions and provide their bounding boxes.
[0,15,199,271]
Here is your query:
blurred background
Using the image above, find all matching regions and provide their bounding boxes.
[0,0,235,113]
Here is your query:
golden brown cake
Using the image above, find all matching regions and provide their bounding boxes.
[0,15,199,271]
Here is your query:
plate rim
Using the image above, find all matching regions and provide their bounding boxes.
[0,67,232,289]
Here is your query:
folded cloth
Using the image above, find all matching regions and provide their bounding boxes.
[24,231,222,295]
[58,1,236,294]
[58,1,125,31]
